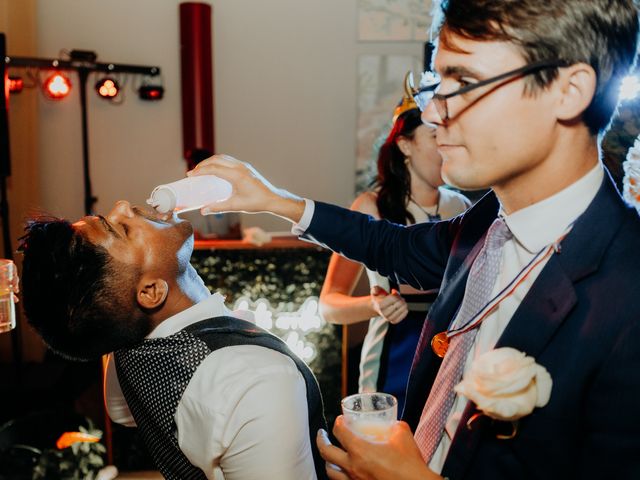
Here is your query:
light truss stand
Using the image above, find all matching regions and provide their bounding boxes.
[4,45,161,215]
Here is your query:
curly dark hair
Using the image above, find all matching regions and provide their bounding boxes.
[375,108,425,225]
[18,217,149,361]
[435,0,639,135]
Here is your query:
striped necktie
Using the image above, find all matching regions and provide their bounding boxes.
[414,217,513,463]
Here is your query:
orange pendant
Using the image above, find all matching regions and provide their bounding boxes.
[431,331,449,358]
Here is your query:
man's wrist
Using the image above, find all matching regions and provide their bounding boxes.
[267,191,306,224]
[291,199,315,235]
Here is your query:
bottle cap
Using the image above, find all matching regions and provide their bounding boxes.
[146,186,177,214]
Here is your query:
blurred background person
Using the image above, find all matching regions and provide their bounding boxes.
[319,82,471,412]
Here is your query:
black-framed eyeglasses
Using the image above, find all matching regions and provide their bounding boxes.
[412,59,569,121]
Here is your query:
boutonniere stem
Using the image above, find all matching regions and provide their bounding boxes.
[466,412,518,440]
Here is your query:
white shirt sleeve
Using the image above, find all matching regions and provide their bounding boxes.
[103,353,136,427]
[176,345,317,480]
[290,199,315,236]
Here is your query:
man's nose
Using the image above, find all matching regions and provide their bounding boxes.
[421,99,444,127]
[108,200,135,221]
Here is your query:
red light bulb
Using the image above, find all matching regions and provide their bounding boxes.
[95,78,120,99]
[43,73,72,99]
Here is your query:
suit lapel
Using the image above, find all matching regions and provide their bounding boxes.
[495,256,576,354]
[497,173,625,354]
[442,173,627,478]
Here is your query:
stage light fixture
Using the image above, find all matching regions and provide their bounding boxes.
[69,49,97,62]
[43,72,71,99]
[95,77,120,99]
[8,76,23,94]
[138,84,164,101]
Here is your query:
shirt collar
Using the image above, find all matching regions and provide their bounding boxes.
[501,164,604,253]
[147,292,231,339]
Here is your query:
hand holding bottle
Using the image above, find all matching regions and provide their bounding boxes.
[187,155,306,223]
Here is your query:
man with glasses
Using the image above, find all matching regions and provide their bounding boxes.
[188,0,640,478]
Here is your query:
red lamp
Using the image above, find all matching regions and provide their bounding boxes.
[8,76,23,94]
[43,72,71,99]
[95,77,120,99]
[138,84,164,101]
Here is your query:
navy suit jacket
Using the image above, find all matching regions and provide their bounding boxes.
[304,173,640,479]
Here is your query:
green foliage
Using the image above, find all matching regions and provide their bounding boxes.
[31,422,106,480]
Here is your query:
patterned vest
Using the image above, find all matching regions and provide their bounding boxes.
[115,316,328,480]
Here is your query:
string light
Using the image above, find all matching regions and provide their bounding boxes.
[233,297,325,362]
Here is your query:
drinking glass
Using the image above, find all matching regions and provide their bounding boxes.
[0,259,18,333]
[341,392,398,443]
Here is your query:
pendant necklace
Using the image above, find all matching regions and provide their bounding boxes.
[410,191,441,222]
[430,219,576,358]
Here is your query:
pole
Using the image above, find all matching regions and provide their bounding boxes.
[78,68,96,215]
[0,33,22,366]
[0,33,12,258]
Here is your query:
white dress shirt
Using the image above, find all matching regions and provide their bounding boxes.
[104,293,317,480]
[294,164,604,474]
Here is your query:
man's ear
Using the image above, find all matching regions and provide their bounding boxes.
[136,278,169,310]
[396,136,412,157]
[554,62,597,122]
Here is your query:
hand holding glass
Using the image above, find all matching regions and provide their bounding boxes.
[0,259,18,333]
[341,392,398,443]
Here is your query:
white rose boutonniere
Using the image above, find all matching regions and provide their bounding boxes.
[454,347,552,425]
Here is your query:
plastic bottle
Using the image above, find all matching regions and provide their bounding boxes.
[146,175,233,214]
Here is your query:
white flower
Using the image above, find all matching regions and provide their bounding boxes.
[454,347,552,422]
[623,136,640,213]
[627,137,640,163]
[419,70,440,89]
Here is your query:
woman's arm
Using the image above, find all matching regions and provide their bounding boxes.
[319,192,408,325]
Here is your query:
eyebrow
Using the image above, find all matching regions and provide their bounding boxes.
[97,215,122,239]
[440,65,485,79]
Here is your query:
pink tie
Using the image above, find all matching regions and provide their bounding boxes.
[414,218,512,463]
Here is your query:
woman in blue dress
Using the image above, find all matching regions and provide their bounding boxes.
[320,86,470,413]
